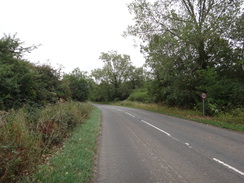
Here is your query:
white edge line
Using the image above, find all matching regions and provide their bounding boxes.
[125,112,135,118]
[213,158,244,176]
[141,120,171,136]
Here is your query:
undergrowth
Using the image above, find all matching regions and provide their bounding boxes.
[23,107,101,183]
[0,102,93,183]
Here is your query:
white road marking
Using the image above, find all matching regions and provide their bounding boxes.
[213,158,244,176]
[141,120,171,136]
[125,112,136,118]
[185,143,192,148]
[114,107,243,177]
[172,136,180,141]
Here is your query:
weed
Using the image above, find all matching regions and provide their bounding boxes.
[0,110,41,182]
[0,102,93,182]
[24,107,101,183]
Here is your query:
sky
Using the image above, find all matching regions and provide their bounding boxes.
[0,0,145,74]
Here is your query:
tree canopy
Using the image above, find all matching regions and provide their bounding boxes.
[91,50,145,102]
[0,35,90,110]
[124,0,244,113]
[63,68,90,102]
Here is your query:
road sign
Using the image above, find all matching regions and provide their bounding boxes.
[201,92,207,99]
[200,93,207,116]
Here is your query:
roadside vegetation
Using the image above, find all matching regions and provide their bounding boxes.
[22,107,101,183]
[114,101,244,132]
[0,34,96,182]
[0,102,93,182]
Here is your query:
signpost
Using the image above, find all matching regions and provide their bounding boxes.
[200,93,207,116]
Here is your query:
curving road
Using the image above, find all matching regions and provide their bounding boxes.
[94,104,244,183]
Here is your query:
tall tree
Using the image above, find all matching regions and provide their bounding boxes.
[0,34,38,109]
[99,50,133,88]
[125,0,243,110]
[92,50,134,100]
[126,0,243,70]
[0,34,72,109]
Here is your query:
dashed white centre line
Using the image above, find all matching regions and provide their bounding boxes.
[114,107,243,177]
[125,112,136,118]
[141,120,171,136]
[213,158,244,176]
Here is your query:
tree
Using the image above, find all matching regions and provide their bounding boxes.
[125,0,244,110]
[127,66,145,89]
[126,0,243,70]
[99,50,133,90]
[63,68,90,102]
[91,50,135,101]
[0,34,38,110]
[0,34,72,109]
[33,64,62,105]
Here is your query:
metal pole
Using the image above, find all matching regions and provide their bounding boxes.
[203,99,205,116]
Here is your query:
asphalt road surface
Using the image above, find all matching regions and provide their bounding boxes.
[94,104,244,183]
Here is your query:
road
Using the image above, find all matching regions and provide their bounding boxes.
[94,104,244,183]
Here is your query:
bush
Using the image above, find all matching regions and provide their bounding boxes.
[0,102,93,182]
[0,110,42,182]
[128,88,151,103]
[36,102,92,151]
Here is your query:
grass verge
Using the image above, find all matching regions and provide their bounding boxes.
[113,101,244,132]
[23,106,101,183]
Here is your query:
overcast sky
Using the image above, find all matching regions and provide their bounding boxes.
[0,0,145,73]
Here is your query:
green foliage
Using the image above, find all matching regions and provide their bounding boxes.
[90,81,116,102]
[0,102,93,182]
[26,107,101,183]
[125,0,244,114]
[197,68,244,115]
[0,110,41,183]
[35,102,92,151]
[128,88,151,103]
[63,68,90,102]
[0,34,94,182]
[33,64,62,105]
[0,35,38,110]
[93,50,134,99]
[0,34,37,60]
[0,34,74,110]
[55,78,72,101]
[91,50,146,102]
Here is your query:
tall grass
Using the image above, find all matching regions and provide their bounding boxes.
[0,111,42,183]
[0,102,93,182]
[115,101,244,132]
[26,107,101,183]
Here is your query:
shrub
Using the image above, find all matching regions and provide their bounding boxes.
[128,88,151,103]
[0,110,42,182]
[36,102,92,151]
[0,102,93,182]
